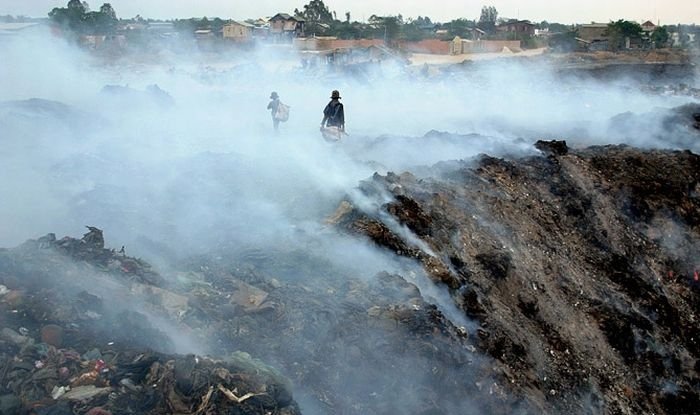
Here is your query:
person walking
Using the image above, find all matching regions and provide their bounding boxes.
[321,90,345,131]
[267,91,281,132]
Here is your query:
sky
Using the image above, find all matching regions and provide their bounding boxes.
[1,0,699,24]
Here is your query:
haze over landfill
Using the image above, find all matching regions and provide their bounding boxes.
[0,1,699,414]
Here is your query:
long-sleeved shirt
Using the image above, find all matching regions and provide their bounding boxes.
[322,100,344,128]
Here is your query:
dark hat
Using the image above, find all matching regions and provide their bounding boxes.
[330,90,341,99]
[270,91,279,99]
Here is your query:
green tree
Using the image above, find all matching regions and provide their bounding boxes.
[446,18,475,38]
[50,0,87,32]
[606,19,643,50]
[651,26,669,47]
[401,20,427,41]
[296,0,335,35]
[99,3,116,19]
[415,16,433,26]
[548,30,578,52]
[49,1,118,34]
[88,3,117,34]
[478,5,498,33]
[67,0,86,13]
[297,0,333,23]
[367,15,401,43]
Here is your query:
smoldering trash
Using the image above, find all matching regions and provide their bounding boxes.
[2,139,700,415]
[2,23,700,415]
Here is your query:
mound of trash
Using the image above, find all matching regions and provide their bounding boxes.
[332,143,700,414]
[0,227,514,414]
[2,143,699,415]
[0,228,299,415]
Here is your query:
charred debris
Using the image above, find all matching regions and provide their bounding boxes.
[332,143,700,414]
[1,141,700,414]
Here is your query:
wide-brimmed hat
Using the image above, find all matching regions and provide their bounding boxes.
[270,91,279,99]
[330,90,341,99]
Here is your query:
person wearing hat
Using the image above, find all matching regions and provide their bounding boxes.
[267,91,281,132]
[321,90,345,131]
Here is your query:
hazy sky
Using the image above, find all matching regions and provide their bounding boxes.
[1,0,698,24]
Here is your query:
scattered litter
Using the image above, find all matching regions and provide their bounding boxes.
[217,384,263,404]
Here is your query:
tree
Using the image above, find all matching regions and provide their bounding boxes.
[415,16,432,26]
[446,18,475,38]
[50,0,87,32]
[298,0,333,24]
[651,26,669,47]
[548,30,578,52]
[99,3,116,20]
[345,12,350,23]
[91,3,117,33]
[67,0,86,13]
[478,5,498,33]
[365,15,401,43]
[606,19,643,50]
[297,0,334,35]
[49,1,119,35]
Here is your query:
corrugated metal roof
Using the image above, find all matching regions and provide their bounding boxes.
[229,20,254,28]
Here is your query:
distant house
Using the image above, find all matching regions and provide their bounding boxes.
[269,13,305,38]
[147,22,176,38]
[79,34,126,49]
[497,20,535,37]
[450,36,522,54]
[641,20,657,33]
[122,22,147,32]
[578,23,609,43]
[223,21,253,42]
[575,37,608,52]
[418,23,436,33]
[247,18,270,38]
[147,22,174,32]
[468,27,486,40]
[194,29,214,39]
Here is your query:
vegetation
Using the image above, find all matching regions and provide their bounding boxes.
[439,18,478,39]
[48,0,118,34]
[44,0,693,53]
[294,0,334,36]
[537,21,573,34]
[548,30,579,52]
[650,26,669,47]
[605,19,643,50]
[172,17,226,34]
[478,5,498,33]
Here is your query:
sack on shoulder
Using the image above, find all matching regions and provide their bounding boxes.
[275,102,290,122]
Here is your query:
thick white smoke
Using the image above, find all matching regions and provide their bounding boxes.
[1,26,698,414]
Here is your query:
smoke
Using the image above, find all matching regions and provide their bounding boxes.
[1,28,699,413]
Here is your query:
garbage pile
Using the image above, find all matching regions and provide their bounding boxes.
[4,143,699,415]
[607,103,700,152]
[641,83,700,100]
[1,227,516,414]
[332,143,700,415]
[0,227,300,415]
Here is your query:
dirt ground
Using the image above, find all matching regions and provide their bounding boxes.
[409,48,547,66]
